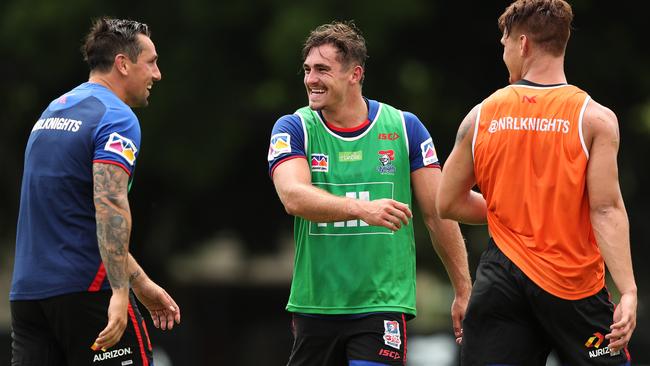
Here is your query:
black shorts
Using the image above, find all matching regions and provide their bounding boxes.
[461,239,631,366]
[11,290,153,366]
[288,312,408,366]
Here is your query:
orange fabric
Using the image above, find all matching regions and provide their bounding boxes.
[473,84,604,300]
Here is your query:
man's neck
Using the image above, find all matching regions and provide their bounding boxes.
[519,54,567,85]
[321,94,368,129]
[88,73,125,102]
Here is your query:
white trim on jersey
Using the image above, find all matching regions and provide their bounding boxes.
[578,95,592,159]
[506,83,575,90]
[472,102,483,161]
[315,103,383,141]
[294,111,309,154]
[399,109,410,154]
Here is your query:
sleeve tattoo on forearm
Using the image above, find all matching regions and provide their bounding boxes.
[93,164,131,289]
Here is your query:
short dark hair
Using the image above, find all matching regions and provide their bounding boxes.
[302,21,368,70]
[82,17,151,72]
[498,0,573,56]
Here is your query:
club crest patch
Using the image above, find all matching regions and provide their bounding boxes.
[420,138,438,166]
[376,150,396,175]
[311,153,329,172]
[104,132,137,166]
[268,133,291,161]
[383,320,401,349]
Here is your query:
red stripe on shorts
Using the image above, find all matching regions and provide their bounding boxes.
[128,303,149,366]
[142,319,153,351]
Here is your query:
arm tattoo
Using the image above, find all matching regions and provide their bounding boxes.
[93,163,131,290]
[455,119,472,145]
[129,269,142,283]
[454,105,479,146]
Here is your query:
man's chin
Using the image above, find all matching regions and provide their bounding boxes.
[308,101,323,111]
[128,98,149,108]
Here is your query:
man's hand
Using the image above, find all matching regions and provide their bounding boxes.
[92,288,129,351]
[132,276,181,330]
[606,291,637,354]
[354,199,412,231]
[451,292,470,345]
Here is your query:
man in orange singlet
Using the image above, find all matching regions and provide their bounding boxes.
[436,0,637,365]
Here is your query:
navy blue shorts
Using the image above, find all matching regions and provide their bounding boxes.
[288,312,409,366]
[461,239,631,366]
[11,290,153,366]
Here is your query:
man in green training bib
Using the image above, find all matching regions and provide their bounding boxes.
[267,20,471,366]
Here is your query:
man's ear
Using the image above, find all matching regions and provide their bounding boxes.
[114,54,129,76]
[350,65,364,84]
[519,34,529,56]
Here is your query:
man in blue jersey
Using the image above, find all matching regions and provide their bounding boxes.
[268,21,472,365]
[11,18,180,366]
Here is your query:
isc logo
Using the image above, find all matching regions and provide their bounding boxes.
[318,191,370,228]
[378,349,401,360]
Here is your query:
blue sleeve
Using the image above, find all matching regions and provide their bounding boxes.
[93,107,141,176]
[267,114,306,177]
[404,112,441,171]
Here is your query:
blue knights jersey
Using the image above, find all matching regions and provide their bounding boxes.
[268,98,440,176]
[11,82,141,301]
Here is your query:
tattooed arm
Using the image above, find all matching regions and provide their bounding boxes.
[436,104,487,224]
[92,162,131,351]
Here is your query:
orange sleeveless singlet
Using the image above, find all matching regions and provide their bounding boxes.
[472,83,604,300]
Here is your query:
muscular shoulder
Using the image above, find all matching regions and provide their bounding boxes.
[272,114,303,133]
[584,99,618,128]
[402,111,432,145]
[403,111,425,128]
[455,104,481,145]
[583,99,619,150]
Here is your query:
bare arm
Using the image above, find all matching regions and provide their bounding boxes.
[92,162,131,351]
[412,167,472,344]
[436,104,487,224]
[128,254,181,330]
[272,158,412,230]
[584,101,636,353]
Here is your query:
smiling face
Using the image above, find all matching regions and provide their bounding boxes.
[123,34,161,108]
[303,43,358,112]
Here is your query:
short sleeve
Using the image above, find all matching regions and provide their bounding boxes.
[268,114,306,177]
[404,112,441,171]
[93,107,141,176]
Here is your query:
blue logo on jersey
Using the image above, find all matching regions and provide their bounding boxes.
[377,150,395,175]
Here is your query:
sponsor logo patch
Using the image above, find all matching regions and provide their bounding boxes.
[104,132,137,166]
[311,153,329,172]
[92,347,132,362]
[585,332,604,349]
[376,150,395,175]
[268,133,291,161]
[378,132,400,140]
[420,138,438,166]
[383,320,401,349]
[522,95,537,103]
[378,348,401,360]
[339,151,363,162]
[585,332,620,358]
